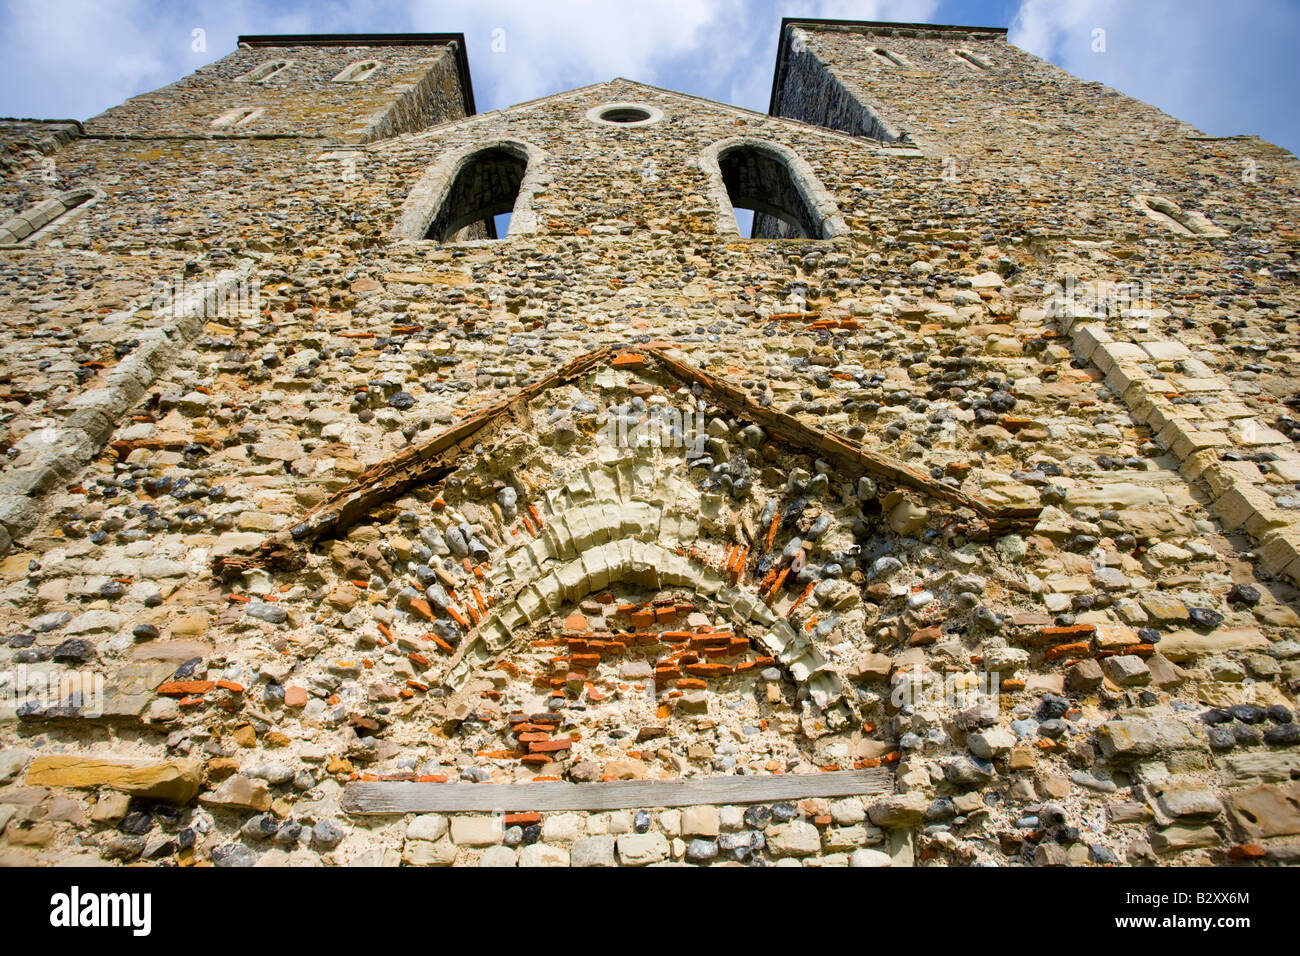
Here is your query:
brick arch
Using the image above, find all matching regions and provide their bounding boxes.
[392,138,550,242]
[439,458,849,723]
[700,137,849,239]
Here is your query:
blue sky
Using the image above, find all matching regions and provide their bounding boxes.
[1,0,1298,154]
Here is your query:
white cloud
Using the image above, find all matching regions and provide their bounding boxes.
[5,1,1290,155]
[0,0,941,122]
[1010,0,1300,154]
[0,0,318,120]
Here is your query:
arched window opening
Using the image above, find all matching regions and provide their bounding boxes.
[953,49,992,71]
[873,47,907,67]
[393,139,549,243]
[425,144,528,242]
[1135,194,1226,237]
[211,106,264,129]
[705,139,847,240]
[0,188,102,246]
[333,60,380,83]
[237,59,291,83]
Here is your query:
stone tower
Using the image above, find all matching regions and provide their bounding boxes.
[0,19,1297,868]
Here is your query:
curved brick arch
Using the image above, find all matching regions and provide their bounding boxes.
[700,136,850,239]
[392,138,550,241]
[438,459,849,723]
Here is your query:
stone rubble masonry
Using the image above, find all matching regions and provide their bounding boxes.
[384,800,903,867]
[0,261,254,549]
[0,18,1298,868]
[83,36,470,142]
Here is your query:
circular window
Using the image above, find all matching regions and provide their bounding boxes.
[602,107,650,123]
[586,102,664,128]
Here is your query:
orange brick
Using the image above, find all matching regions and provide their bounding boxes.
[528,738,573,753]
[1039,624,1096,642]
[685,662,732,678]
[629,609,656,628]
[157,680,215,696]
[1045,641,1090,661]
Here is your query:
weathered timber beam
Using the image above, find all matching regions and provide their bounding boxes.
[213,345,615,576]
[214,342,1039,578]
[343,767,893,814]
[641,345,1039,523]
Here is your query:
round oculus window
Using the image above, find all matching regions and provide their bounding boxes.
[586,103,664,128]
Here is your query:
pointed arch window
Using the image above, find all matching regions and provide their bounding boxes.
[0,187,103,246]
[332,60,380,83]
[393,140,550,242]
[701,138,848,240]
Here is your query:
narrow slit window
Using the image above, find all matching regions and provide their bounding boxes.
[333,60,380,83]
[211,106,264,129]
[0,188,100,246]
[873,47,907,67]
[953,49,992,71]
[425,145,528,242]
[237,59,291,83]
[1135,194,1226,237]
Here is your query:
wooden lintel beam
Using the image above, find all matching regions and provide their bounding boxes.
[343,767,893,814]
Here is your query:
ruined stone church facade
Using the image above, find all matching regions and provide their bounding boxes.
[0,18,1297,867]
